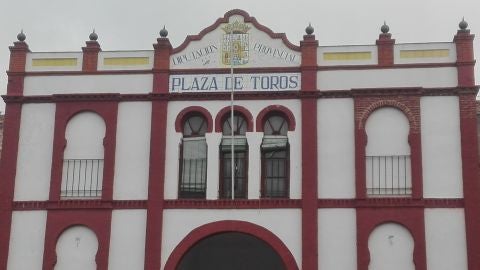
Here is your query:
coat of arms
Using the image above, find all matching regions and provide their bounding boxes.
[222,21,250,66]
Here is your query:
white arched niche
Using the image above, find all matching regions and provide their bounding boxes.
[55,225,99,270]
[368,222,415,270]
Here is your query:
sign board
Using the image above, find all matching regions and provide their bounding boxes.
[169,73,301,92]
[170,14,301,69]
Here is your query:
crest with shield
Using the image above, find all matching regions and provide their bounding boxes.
[221,21,250,66]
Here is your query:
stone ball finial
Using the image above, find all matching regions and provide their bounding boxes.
[459,17,468,30]
[17,29,26,42]
[381,21,390,34]
[89,29,98,41]
[305,23,314,35]
[160,25,168,38]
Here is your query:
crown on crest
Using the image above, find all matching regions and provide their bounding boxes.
[222,20,251,33]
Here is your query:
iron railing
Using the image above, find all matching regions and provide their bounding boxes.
[61,159,103,198]
[262,157,289,198]
[220,155,247,199]
[179,158,207,198]
[366,155,412,196]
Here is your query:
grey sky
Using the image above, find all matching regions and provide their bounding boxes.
[1,0,480,113]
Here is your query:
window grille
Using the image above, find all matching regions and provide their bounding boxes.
[179,137,207,198]
[366,155,412,196]
[61,159,103,198]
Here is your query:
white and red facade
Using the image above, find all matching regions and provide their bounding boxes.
[0,9,479,270]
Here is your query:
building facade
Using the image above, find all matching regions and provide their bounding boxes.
[0,114,4,157]
[0,9,479,270]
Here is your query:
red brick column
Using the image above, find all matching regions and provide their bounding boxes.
[144,34,171,269]
[455,23,480,270]
[300,32,318,270]
[82,40,101,72]
[0,38,29,269]
[376,32,395,67]
[454,27,475,87]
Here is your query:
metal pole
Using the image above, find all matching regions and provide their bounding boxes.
[230,26,235,200]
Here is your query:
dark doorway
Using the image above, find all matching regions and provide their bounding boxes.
[177,232,286,270]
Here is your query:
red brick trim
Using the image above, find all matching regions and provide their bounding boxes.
[172,9,300,54]
[164,199,301,209]
[82,41,101,72]
[354,96,423,199]
[317,198,464,208]
[214,105,254,132]
[144,100,169,270]
[356,208,426,270]
[300,98,318,270]
[357,99,419,131]
[11,198,464,211]
[42,210,112,270]
[5,87,477,105]
[48,102,118,201]
[256,105,296,132]
[174,106,214,133]
[8,41,30,73]
[164,220,299,270]
[0,103,23,269]
[458,93,480,270]
[454,30,475,87]
[376,33,395,67]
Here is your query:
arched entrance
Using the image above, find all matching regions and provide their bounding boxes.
[177,232,285,270]
[164,220,298,270]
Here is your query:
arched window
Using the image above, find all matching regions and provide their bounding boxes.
[261,114,289,198]
[179,114,208,198]
[61,112,105,199]
[365,107,411,196]
[219,113,248,199]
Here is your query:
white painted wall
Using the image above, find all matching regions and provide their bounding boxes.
[23,74,153,95]
[108,210,147,270]
[425,209,468,270]
[164,100,302,199]
[64,112,105,159]
[421,96,463,198]
[55,226,98,270]
[113,102,151,200]
[161,209,301,269]
[317,99,355,198]
[368,222,415,270]
[246,132,263,199]
[97,51,154,71]
[317,67,457,90]
[365,107,410,156]
[318,45,378,66]
[394,42,456,64]
[318,209,357,270]
[14,104,55,201]
[7,211,47,270]
[26,52,83,72]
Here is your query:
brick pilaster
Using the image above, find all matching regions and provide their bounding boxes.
[144,34,172,269]
[0,38,29,269]
[454,28,475,87]
[376,33,395,67]
[300,33,318,270]
[82,40,101,72]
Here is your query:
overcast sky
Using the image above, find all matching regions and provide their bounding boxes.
[1,0,480,113]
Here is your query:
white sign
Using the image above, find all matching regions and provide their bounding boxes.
[169,73,301,92]
[170,17,301,69]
